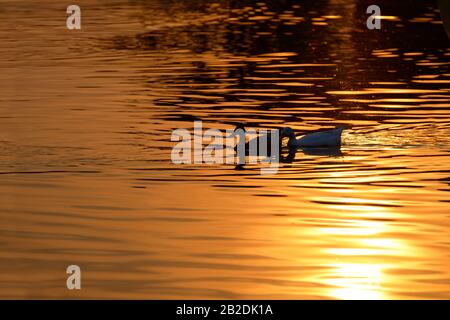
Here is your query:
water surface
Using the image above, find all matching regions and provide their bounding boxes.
[0,0,449,299]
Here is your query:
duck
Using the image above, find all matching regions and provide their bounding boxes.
[232,123,281,155]
[232,124,344,150]
[281,126,344,148]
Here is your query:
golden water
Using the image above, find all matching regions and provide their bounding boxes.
[0,0,449,299]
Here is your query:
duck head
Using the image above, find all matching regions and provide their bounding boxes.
[234,123,246,132]
[281,127,296,140]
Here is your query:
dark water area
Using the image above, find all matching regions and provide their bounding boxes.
[0,0,449,299]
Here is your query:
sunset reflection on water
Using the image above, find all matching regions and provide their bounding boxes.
[0,0,449,299]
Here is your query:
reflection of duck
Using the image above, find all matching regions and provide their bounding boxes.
[299,147,343,157]
[235,144,342,170]
[282,127,344,148]
[280,147,343,163]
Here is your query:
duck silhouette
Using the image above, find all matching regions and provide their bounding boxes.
[232,124,344,150]
[281,126,344,148]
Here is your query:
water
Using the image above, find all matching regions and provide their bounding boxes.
[0,0,449,299]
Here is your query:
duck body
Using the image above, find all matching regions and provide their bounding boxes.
[286,126,344,148]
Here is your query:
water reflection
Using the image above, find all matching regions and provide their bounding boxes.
[317,201,401,300]
[0,0,449,299]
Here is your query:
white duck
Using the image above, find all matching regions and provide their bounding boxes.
[281,126,344,148]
